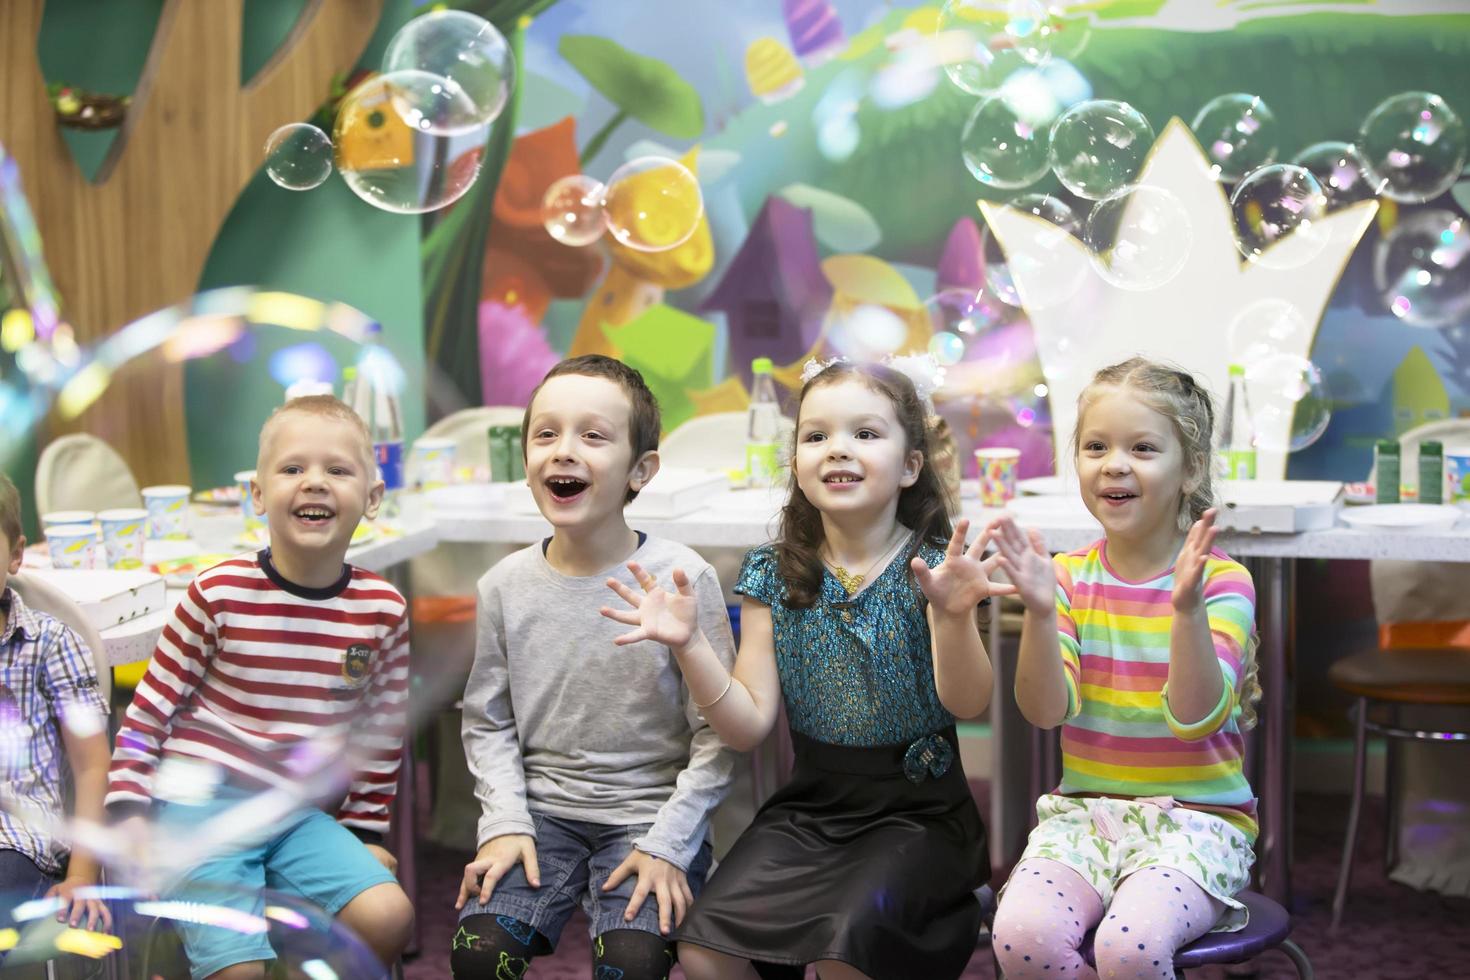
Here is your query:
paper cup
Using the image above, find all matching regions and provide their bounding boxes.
[974,448,1022,506]
[97,508,148,569]
[42,510,96,531]
[45,524,98,570]
[1446,446,1470,505]
[142,484,191,539]
[411,438,457,490]
[235,470,263,530]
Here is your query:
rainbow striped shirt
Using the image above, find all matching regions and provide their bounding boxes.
[1053,539,1259,839]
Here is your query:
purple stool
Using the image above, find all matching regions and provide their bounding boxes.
[985,889,1313,979]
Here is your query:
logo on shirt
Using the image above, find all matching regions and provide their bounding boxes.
[342,644,373,685]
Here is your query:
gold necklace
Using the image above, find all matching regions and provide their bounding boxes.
[824,528,907,597]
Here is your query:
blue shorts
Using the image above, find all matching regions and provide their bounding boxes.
[155,787,399,980]
[457,812,713,949]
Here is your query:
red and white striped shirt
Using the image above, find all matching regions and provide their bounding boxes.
[106,551,410,839]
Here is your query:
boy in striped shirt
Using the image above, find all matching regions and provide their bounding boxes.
[106,395,413,979]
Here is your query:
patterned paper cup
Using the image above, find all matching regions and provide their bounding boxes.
[235,470,263,530]
[142,484,192,539]
[45,524,98,570]
[97,508,148,569]
[410,438,457,490]
[42,510,96,531]
[974,448,1022,506]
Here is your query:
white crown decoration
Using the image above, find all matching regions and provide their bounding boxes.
[979,118,1377,480]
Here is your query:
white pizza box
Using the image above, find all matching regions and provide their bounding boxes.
[503,466,731,520]
[1218,480,1344,533]
[21,567,168,629]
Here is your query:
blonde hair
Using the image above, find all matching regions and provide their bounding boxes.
[1073,357,1216,534]
[1075,357,1261,729]
[258,394,375,475]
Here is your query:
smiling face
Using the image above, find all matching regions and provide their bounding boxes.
[524,373,658,532]
[793,378,922,519]
[1075,387,1194,544]
[252,410,382,564]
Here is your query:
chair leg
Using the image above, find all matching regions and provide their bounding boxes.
[1383,706,1400,875]
[1280,938,1314,979]
[1331,697,1370,932]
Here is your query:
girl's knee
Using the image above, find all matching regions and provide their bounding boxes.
[676,941,751,980]
[339,883,415,960]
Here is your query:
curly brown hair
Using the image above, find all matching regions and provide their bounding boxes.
[775,361,955,608]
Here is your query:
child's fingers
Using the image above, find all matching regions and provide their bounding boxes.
[948,519,969,557]
[672,881,688,928]
[624,876,653,923]
[603,852,636,891]
[520,842,540,888]
[612,627,651,646]
[910,557,934,591]
[989,582,1019,597]
[627,561,657,592]
[655,880,674,934]
[606,577,643,607]
[1026,527,1048,556]
[599,605,641,627]
[672,567,695,596]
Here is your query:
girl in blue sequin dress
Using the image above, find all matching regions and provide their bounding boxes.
[602,361,1008,980]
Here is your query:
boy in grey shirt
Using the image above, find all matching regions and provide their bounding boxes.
[453,356,736,980]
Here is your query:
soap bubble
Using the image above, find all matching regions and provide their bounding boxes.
[962,94,1051,189]
[1245,354,1330,453]
[938,0,1043,95]
[1227,299,1313,371]
[1048,99,1153,200]
[383,9,514,133]
[602,157,704,253]
[1373,208,1470,328]
[541,174,606,247]
[828,305,910,361]
[929,331,967,365]
[1357,91,1467,204]
[1084,185,1192,291]
[334,70,484,214]
[925,287,1008,337]
[1230,163,1329,268]
[263,123,333,191]
[1290,141,1377,212]
[983,193,1085,309]
[1191,93,1279,181]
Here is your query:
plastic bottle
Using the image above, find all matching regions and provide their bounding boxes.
[1217,364,1257,480]
[351,325,405,515]
[1418,440,1443,505]
[340,365,358,409]
[746,357,782,487]
[1374,439,1400,504]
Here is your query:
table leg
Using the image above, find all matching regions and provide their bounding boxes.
[1257,557,1296,906]
[385,561,421,958]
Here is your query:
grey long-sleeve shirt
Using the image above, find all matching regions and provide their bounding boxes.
[462,535,737,870]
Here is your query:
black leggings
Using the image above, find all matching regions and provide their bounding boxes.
[450,913,676,980]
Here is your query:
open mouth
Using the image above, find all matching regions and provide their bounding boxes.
[546,476,589,500]
[1100,491,1138,503]
[823,473,863,485]
[293,505,335,524]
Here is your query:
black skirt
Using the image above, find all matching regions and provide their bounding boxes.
[678,727,989,980]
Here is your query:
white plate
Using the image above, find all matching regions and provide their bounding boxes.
[1338,503,1463,533]
[1018,476,1075,496]
[1003,494,1101,526]
[426,483,502,515]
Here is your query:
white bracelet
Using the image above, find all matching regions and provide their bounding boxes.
[693,675,734,710]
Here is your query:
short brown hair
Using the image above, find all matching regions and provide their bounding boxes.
[521,355,661,502]
[258,394,375,475]
[0,473,22,544]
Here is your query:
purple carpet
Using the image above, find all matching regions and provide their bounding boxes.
[404,787,1470,979]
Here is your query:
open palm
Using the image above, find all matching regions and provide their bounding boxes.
[912,519,1017,617]
[601,561,700,650]
[989,514,1056,614]
[1172,509,1219,612]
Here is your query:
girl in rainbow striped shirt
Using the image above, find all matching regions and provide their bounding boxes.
[988,358,1261,980]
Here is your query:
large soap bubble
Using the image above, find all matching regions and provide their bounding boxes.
[1374,208,1470,328]
[1245,353,1331,453]
[1290,141,1377,212]
[1227,299,1313,371]
[333,70,484,214]
[1230,163,1329,269]
[1048,99,1153,200]
[983,193,1085,309]
[263,123,333,191]
[938,0,1043,95]
[383,9,515,134]
[541,174,607,247]
[1191,93,1279,181]
[601,157,704,253]
[1357,91,1467,204]
[962,93,1051,189]
[1084,185,1192,291]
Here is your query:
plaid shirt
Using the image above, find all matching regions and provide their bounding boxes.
[0,587,108,875]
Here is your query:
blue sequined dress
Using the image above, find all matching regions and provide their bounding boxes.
[676,539,990,980]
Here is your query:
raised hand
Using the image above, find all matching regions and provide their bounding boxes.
[911,519,1017,617]
[600,561,701,652]
[988,514,1056,614]
[1171,508,1219,612]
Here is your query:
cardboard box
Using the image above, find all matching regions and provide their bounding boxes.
[1218,480,1344,533]
[503,467,731,520]
[22,568,168,629]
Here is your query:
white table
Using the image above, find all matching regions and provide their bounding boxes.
[431,483,1470,906]
[97,509,441,666]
